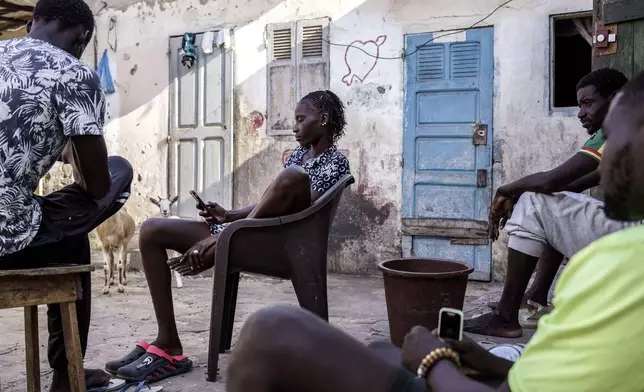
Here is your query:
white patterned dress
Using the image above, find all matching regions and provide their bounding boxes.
[0,37,105,256]
[209,144,350,234]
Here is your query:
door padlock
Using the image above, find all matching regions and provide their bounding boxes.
[473,123,487,146]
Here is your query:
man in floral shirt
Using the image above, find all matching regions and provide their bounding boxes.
[0,0,133,390]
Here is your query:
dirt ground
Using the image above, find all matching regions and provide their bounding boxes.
[0,255,534,392]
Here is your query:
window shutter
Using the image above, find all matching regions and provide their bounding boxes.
[450,42,481,79]
[296,18,330,102]
[417,44,444,82]
[266,23,296,135]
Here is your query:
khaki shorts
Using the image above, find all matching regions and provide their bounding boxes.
[505,192,637,259]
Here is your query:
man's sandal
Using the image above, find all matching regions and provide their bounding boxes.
[88,378,127,392]
[106,341,151,375]
[118,381,163,392]
[116,345,193,383]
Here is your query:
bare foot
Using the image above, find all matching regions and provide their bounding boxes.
[150,339,183,357]
[463,311,522,338]
[524,289,549,308]
[487,294,542,310]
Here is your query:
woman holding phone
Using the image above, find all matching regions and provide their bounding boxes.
[105,90,351,382]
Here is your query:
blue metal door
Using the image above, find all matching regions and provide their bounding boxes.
[402,28,494,281]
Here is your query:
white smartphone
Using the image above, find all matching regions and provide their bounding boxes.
[438,307,464,341]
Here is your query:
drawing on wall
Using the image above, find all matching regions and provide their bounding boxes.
[342,35,387,86]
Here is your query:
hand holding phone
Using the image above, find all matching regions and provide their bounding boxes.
[189,190,207,210]
[190,190,228,224]
[438,307,464,341]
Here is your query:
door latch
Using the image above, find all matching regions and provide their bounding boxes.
[473,123,487,146]
[477,169,487,188]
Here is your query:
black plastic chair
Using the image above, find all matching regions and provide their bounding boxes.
[206,174,355,381]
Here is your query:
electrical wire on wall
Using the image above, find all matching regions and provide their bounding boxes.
[323,0,514,60]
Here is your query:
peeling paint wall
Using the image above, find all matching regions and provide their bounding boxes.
[59,0,592,277]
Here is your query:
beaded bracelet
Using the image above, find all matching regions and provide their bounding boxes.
[416,347,461,379]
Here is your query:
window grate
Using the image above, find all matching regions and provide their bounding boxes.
[417,45,444,81]
[302,25,323,58]
[450,42,480,79]
[273,28,292,60]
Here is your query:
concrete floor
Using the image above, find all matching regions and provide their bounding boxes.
[0,257,534,392]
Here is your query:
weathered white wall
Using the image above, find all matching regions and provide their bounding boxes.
[68,0,592,277]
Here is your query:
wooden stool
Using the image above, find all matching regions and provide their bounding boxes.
[0,265,94,392]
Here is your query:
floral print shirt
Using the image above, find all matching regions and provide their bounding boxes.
[209,144,350,234]
[0,37,105,256]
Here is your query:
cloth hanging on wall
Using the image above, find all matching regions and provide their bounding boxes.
[201,31,215,54]
[216,29,231,48]
[180,33,197,69]
[97,49,116,94]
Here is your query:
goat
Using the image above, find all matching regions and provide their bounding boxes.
[149,196,184,288]
[96,207,136,294]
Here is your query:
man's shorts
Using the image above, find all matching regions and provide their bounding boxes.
[0,156,133,268]
[505,191,638,259]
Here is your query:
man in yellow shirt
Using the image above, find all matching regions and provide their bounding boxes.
[224,71,644,392]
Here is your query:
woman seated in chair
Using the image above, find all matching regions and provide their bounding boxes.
[106,90,351,382]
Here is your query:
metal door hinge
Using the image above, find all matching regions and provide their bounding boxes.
[477,169,487,188]
[451,238,489,245]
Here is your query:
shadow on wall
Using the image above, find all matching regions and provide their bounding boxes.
[225,113,399,275]
[37,0,400,272]
[88,0,290,122]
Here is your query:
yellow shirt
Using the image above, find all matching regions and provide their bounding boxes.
[508,224,644,392]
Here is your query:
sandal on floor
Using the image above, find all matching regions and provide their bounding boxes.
[519,300,552,329]
[119,381,163,392]
[89,378,128,392]
[463,312,523,338]
[106,341,151,374]
[116,345,193,383]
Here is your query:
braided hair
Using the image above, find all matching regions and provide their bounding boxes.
[33,0,95,42]
[301,90,347,143]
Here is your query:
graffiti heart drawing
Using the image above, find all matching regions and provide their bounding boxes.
[342,35,387,86]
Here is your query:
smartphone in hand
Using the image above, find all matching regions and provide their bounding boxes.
[189,190,207,210]
[438,307,464,341]
[189,190,221,222]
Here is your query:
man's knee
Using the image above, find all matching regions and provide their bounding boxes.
[236,305,319,358]
[240,305,310,341]
[515,191,542,207]
[229,307,307,385]
[506,191,546,228]
[108,156,134,183]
